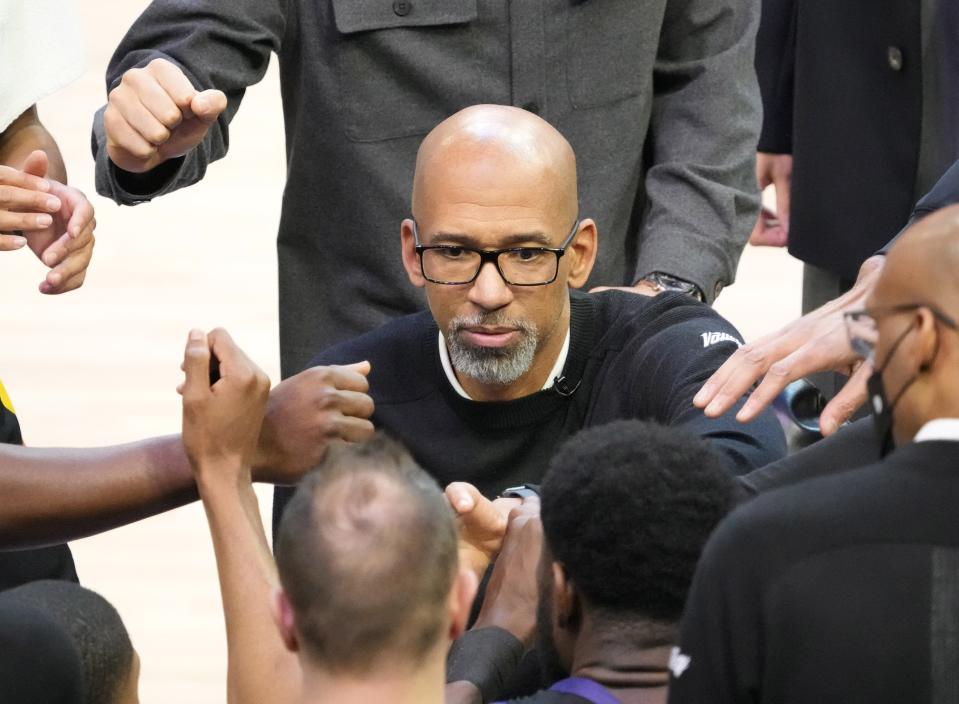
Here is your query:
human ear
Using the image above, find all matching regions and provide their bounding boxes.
[552,562,579,629]
[271,588,300,652]
[916,307,941,371]
[401,218,427,288]
[565,219,598,289]
[449,567,479,640]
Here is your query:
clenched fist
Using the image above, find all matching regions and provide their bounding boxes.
[104,58,227,174]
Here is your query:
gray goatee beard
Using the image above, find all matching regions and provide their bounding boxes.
[446,313,539,386]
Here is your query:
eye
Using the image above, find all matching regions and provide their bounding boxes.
[438,247,466,259]
[514,248,545,263]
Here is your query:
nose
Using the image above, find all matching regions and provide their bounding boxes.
[466,261,514,311]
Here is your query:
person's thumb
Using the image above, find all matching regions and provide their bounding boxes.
[22,150,49,179]
[181,329,212,399]
[191,90,227,124]
[345,360,372,376]
[446,482,479,514]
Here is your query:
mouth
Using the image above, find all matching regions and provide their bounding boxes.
[457,326,521,348]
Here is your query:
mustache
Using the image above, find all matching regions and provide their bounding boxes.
[448,312,537,336]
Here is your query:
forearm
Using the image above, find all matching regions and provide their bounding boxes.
[0,435,196,549]
[637,0,762,302]
[92,0,284,203]
[446,627,525,704]
[197,469,299,704]
[0,107,66,181]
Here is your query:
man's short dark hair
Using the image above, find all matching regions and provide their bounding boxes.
[0,580,134,704]
[541,420,739,628]
[275,433,457,674]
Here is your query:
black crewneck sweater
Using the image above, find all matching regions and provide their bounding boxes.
[273,291,785,530]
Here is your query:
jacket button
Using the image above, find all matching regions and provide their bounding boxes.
[393,0,412,16]
[887,46,904,71]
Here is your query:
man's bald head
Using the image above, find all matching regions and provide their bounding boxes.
[412,105,578,226]
[274,435,458,674]
[868,204,959,444]
[876,205,959,316]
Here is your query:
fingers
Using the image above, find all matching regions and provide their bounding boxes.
[106,58,225,172]
[334,416,375,443]
[181,329,212,399]
[733,343,830,422]
[191,89,228,124]
[0,233,27,251]
[0,164,51,193]
[694,334,780,413]
[43,182,94,239]
[0,175,61,231]
[820,361,871,436]
[305,362,372,394]
[148,57,197,112]
[508,494,541,522]
[103,106,159,171]
[446,482,481,514]
[39,225,94,293]
[207,328,267,390]
[772,171,791,229]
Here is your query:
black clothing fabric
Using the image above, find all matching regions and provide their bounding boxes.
[756,0,959,280]
[508,693,592,704]
[448,627,525,702]
[0,600,84,704]
[0,392,78,591]
[273,291,786,532]
[880,157,959,255]
[738,417,880,496]
[671,439,959,704]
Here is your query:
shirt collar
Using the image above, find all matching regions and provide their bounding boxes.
[438,327,572,400]
[913,418,959,443]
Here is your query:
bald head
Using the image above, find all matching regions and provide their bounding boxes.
[413,105,578,225]
[868,205,959,444]
[877,205,959,316]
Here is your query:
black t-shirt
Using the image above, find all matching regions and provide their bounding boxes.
[670,439,959,704]
[0,382,78,591]
[275,290,786,531]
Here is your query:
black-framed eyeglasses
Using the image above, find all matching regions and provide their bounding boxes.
[412,219,581,286]
[843,303,958,360]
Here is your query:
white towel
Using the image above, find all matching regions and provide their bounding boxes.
[0,0,85,133]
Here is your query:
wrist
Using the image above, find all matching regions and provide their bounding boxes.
[638,272,705,301]
[473,603,534,646]
[193,455,253,492]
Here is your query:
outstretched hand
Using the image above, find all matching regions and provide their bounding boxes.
[694,254,885,435]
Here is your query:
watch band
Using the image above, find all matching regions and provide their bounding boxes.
[641,272,705,302]
[500,484,540,500]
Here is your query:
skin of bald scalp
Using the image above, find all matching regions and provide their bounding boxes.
[866,204,959,446]
[401,106,598,402]
[865,206,959,445]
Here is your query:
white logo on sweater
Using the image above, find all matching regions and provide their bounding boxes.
[701,331,743,348]
[669,647,692,678]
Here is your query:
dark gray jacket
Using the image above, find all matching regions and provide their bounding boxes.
[93,0,761,377]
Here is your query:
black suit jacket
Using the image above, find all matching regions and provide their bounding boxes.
[756,0,926,279]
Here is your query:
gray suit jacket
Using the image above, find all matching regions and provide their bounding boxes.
[92,0,761,377]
